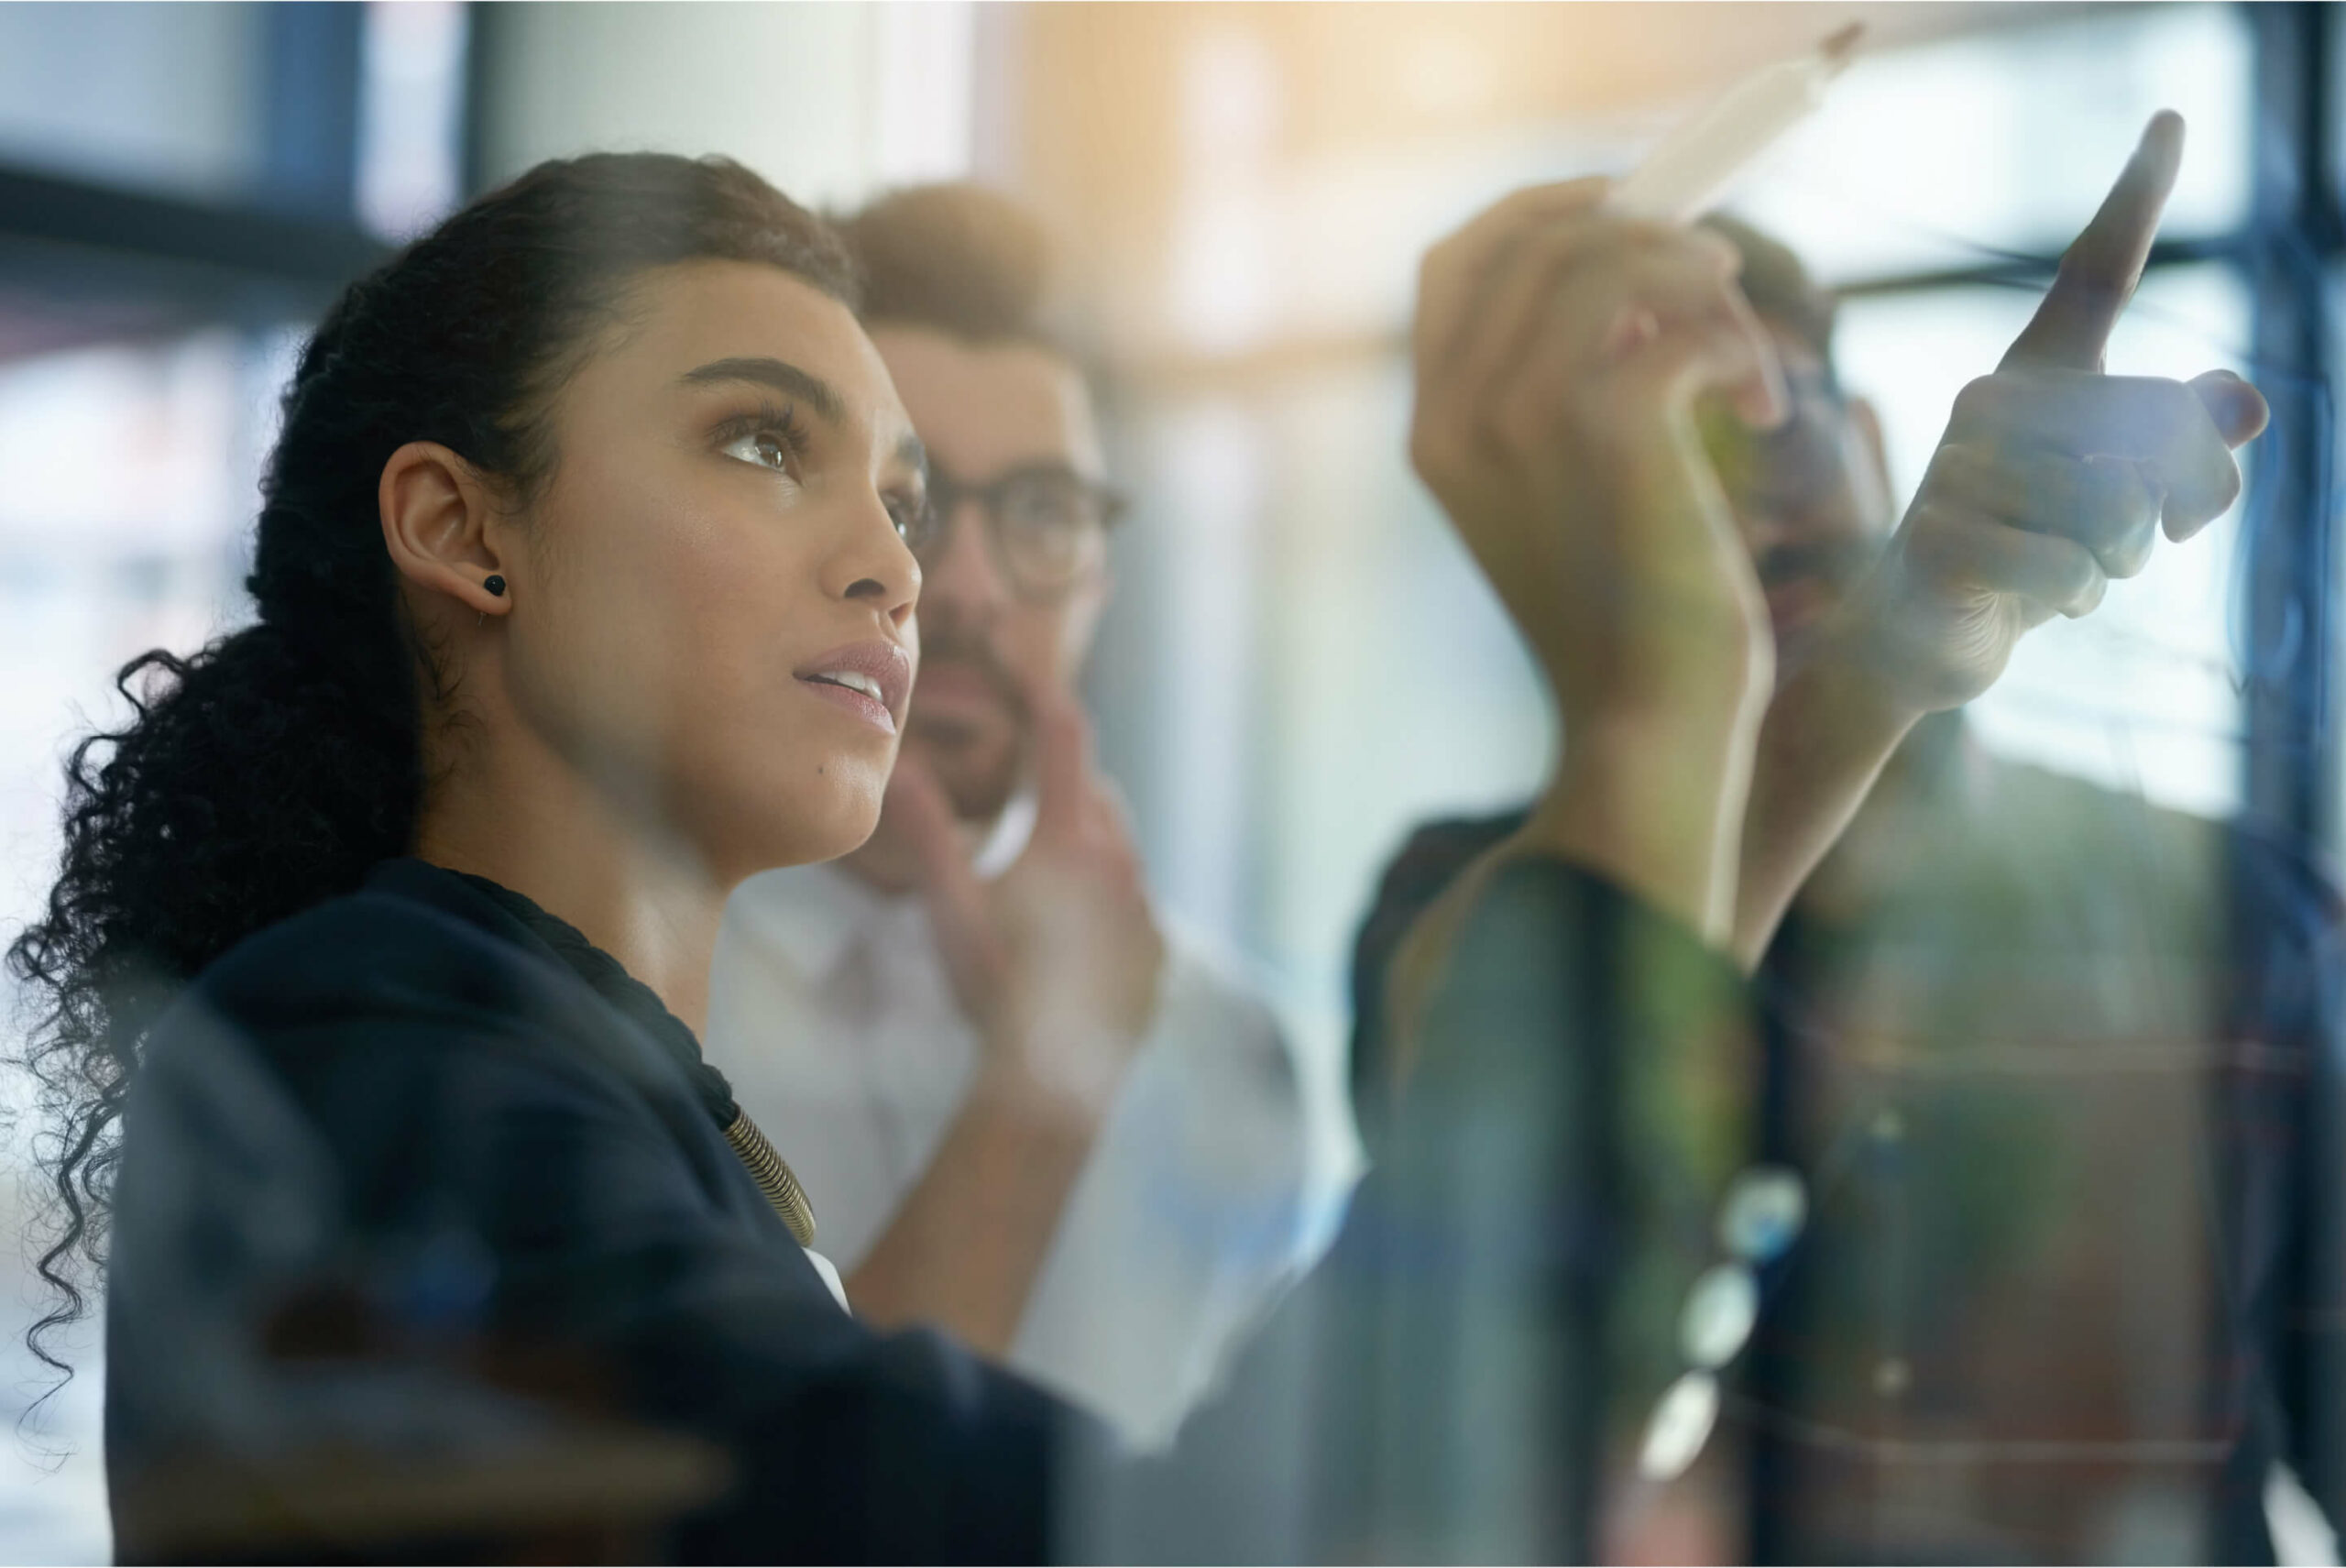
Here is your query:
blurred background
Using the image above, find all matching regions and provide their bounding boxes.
[0,2,2331,1559]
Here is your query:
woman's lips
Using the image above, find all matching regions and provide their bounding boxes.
[795,639,912,736]
[798,675,897,734]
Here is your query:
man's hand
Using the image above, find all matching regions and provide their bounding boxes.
[1825,110,2268,716]
[1408,178,1791,942]
[886,672,1166,1124]
[1730,110,2270,966]
[1410,178,1789,735]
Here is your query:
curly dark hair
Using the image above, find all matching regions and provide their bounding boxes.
[3,151,857,1387]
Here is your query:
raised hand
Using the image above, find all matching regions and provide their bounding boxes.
[1407,178,1793,941]
[884,670,1165,1123]
[846,678,1167,1350]
[1829,110,2268,714]
[1409,179,1789,735]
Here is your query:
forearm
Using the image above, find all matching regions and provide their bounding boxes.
[1729,651,1919,969]
[1515,696,1766,951]
[1381,698,1759,1084]
[844,1062,1102,1357]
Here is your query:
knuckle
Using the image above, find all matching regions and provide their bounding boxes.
[2103,532,2156,579]
[2057,543,2105,600]
[2152,375,2202,420]
[1902,505,1964,573]
[1926,441,1990,494]
[1685,225,1740,272]
[1951,376,2010,427]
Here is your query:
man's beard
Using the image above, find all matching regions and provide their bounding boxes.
[905,620,1029,824]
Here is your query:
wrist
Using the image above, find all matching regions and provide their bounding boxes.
[1778,628,1926,765]
[970,1031,1125,1141]
[1515,697,1764,946]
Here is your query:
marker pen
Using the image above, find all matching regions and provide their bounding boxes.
[1607,24,1863,224]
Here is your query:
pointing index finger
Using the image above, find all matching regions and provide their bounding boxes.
[2001,111,2185,372]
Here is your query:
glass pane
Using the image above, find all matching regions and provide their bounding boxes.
[0,3,268,203]
[1834,262,2254,817]
[356,0,470,241]
[0,323,294,1568]
[1734,4,2253,284]
[1092,365,1551,1071]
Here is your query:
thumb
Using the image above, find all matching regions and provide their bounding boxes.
[2190,368,2270,450]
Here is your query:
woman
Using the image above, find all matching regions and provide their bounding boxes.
[12,153,1084,1561]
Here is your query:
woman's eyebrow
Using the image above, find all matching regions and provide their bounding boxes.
[678,356,846,423]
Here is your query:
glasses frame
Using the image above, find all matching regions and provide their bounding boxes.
[913,460,1129,603]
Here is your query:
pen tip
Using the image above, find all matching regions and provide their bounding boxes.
[1820,22,1864,69]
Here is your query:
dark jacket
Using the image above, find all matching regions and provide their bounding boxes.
[1348,754,2346,1563]
[106,854,1755,1562]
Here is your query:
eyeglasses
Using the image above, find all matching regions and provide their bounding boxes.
[904,461,1128,601]
[1699,368,1851,512]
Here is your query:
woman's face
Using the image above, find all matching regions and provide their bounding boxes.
[498,258,926,883]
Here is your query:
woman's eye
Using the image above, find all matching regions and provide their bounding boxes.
[720,430,799,476]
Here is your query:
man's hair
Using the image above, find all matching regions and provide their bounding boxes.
[835,182,1065,350]
[1704,214,1838,370]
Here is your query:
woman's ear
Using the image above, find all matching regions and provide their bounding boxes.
[378,441,511,618]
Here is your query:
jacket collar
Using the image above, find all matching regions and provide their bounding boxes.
[362,857,740,1126]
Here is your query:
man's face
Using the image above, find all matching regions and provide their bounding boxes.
[873,323,1111,823]
[1703,320,1895,669]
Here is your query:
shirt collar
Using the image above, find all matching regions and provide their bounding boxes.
[729,861,896,984]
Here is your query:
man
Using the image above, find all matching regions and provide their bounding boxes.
[1350,214,2342,1562]
[705,183,1361,1453]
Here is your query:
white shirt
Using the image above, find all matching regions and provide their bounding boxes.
[706,846,1360,1450]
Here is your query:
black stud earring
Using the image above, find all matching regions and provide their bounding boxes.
[484,574,507,597]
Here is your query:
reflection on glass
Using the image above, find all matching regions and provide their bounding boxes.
[0,3,267,203]
[356,0,469,241]
[0,325,291,1568]
[1738,3,2251,282]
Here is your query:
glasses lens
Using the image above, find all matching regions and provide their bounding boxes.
[997,473,1108,589]
[896,492,944,555]
[1700,384,1847,510]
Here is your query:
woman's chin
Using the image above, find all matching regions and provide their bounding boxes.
[772,785,886,872]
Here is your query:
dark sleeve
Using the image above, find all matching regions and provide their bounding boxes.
[112,860,1752,1563]
[1346,810,1528,1114]
[106,1004,1091,1563]
[1079,854,1761,1562]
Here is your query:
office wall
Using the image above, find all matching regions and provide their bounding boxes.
[473,1,982,209]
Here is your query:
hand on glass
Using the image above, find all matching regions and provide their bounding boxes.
[885,673,1166,1124]
[1824,110,2269,716]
